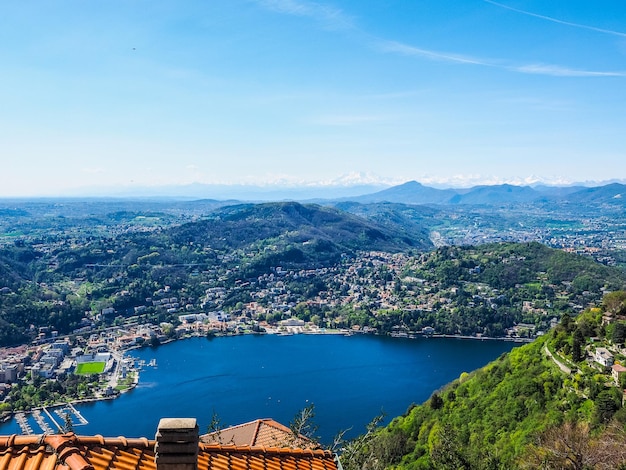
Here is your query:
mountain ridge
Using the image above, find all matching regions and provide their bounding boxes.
[13,179,626,204]
[2,181,625,207]
[346,181,626,206]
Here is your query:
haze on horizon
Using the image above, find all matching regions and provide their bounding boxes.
[1,1,625,197]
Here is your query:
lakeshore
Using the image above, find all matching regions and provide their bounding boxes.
[0,327,532,430]
[0,334,519,441]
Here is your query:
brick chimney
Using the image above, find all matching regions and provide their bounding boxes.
[155,418,199,470]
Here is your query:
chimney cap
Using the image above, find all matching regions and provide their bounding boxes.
[157,418,198,431]
[155,418,199,470]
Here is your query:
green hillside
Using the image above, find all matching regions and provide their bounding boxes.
[412,242,624,292]
[333,202,440,247]
[345,292,626,469]
[370,242,626,338]
[171,201,432,252]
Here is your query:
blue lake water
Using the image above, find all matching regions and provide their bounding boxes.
[0,334,518,443]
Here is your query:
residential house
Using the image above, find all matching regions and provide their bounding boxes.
[0,364,18,383]
[595,347,615,367]
[612,364,626,385]
[279,318,305,327]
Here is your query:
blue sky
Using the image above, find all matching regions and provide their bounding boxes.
[1,0,625,196]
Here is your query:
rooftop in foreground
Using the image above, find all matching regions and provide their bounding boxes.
[0,418,339,470]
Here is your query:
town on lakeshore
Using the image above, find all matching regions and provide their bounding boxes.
[0,243,607,429]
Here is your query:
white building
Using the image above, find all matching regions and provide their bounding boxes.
[595,347,615,367]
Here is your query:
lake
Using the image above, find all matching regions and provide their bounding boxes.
[0,334,518,443]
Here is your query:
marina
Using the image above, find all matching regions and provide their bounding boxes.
[43,407,62,433]
[11,404,89,435]
[15,413,33,435]
[3,352,153,436]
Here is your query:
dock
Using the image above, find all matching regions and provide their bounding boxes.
[32,410,54,434]
[15,412,33,435]
[55,403,87,426]
[43,406,63,433]
[68,402,88,425]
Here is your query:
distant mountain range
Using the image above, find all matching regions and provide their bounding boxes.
[50,179,626,204]
[63,182,390,201]
[345,181,626,206]
[104,181,626,206]
[2,183,625,217]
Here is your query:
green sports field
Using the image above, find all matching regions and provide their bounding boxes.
[75,361,106,375]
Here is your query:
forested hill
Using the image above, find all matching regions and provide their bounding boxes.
[415,242,624,292]
[345,293,626,469]
[0,202,429,346]
[163,202,432,276]
[384,242,626,338]
[170,202,433,253]
[0,201,429,287]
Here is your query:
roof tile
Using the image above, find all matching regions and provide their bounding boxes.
[0,433,337,470]
[201,419,316,450]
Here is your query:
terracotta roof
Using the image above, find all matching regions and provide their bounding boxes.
[201,419,317,449]
[0,434,338,470]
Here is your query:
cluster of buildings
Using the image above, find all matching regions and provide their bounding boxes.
[0,346,30,399]
[590,346,626,390]
[0,337,117,396]
[30,340,74,379]
[74,248,591,344]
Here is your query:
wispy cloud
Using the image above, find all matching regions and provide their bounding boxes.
[377,40,494,66]
[513,64,626,78]
[380,40,626,77]
[254,0,354,30]
[256,0,625,78]
[484,0,626,38]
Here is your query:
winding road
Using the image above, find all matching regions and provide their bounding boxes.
[544,344,572,375]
